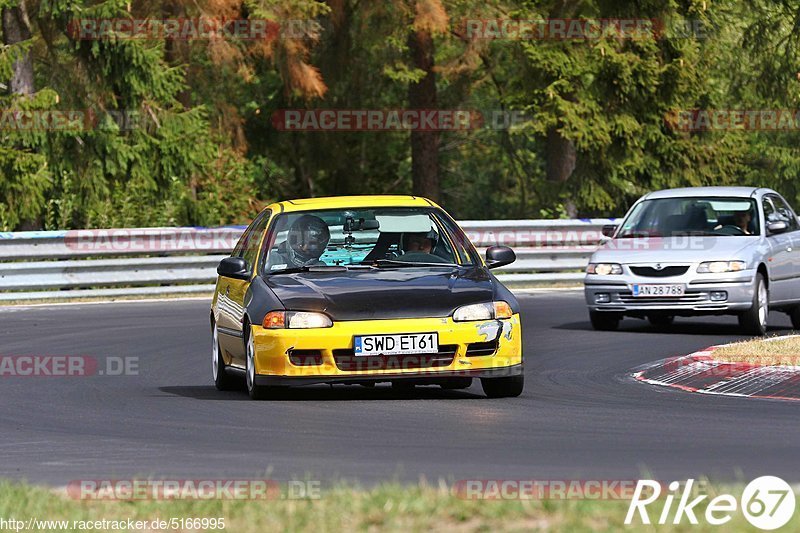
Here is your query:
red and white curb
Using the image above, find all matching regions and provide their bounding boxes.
[631,337,800,401]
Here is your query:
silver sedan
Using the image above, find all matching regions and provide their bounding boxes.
[584,186,800,335]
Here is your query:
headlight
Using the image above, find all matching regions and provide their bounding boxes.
[586,263,623,275]
[262,311,333,329]
[697,261,746,274]
[453,301,512,321]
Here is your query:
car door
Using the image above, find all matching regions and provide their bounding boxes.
[767,194,800,302]
[216,210,271,367]
[762,195,798,304]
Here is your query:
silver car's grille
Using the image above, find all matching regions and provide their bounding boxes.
[629,266,690,277]
[617,291,706,304]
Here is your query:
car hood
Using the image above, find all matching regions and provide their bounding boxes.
[264,267,493,320]
[590,236,760,264]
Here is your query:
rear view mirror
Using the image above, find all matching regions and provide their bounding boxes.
[217,257,250,280]
[601,224,618,238]
[344,217,380,232]
[485,246,516,269]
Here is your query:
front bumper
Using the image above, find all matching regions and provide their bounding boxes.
[249,313,523,384]
[584,270,756,315]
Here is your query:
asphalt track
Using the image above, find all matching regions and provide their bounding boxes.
[1,292,799,486]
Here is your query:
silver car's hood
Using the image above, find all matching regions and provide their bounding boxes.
[590,236,760,264]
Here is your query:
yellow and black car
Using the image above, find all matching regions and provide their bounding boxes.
[211,195,523,399]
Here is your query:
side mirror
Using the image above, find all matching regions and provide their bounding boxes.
[767,221,789,235]
[217,257,250,280]
[485,246,516,269]
[601,224,618,238]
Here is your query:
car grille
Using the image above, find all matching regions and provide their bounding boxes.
[465,341,498,357]
[629,266,689,277]
[617,291,706,304]
[332,345,457,371]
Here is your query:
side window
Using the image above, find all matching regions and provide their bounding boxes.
[232,210,271,271]
[769,196,799,231]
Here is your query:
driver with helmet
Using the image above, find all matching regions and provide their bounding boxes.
[401,230,437,254]
[273,215,331,268]
[398,229,449,263]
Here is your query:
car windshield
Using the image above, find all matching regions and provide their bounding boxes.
[261,207,475,273]
[617,197,760,237]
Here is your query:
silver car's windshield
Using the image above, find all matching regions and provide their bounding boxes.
[618,197,760,237]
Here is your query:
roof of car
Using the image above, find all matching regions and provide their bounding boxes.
[268,195,437,213]
[643,186,766,200]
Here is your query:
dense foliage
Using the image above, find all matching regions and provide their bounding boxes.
[1,0,799,229]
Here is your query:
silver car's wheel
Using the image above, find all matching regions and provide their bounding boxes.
[739,273,768,336]
[757,281,768,329]
[589,311,621,331]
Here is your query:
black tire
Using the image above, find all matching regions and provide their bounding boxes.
[481,374,524,398]
[791,307,800,330]
[212,322,238,391]
[738,273,768,336]
[648,315,674,327]
[244,326,270,400]
[589,311,621,331]
[439,377,473,390]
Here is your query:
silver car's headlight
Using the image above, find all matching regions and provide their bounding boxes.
[586,263,623,275]
[697,261,746,274]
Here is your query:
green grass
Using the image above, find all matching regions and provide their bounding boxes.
[0,479,796,532]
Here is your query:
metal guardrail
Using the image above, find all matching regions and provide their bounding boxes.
[0,219,615,301]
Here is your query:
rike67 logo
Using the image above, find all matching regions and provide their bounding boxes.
[626,476,795,530]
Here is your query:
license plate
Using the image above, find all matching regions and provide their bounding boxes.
[632,284,685,297]
[354,333,439,356]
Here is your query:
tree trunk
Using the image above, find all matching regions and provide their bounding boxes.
[545,127,578,216]
[2,0,34,96]
[408,28,440,203]
[543,0,581,217]
[162,2,191,108]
